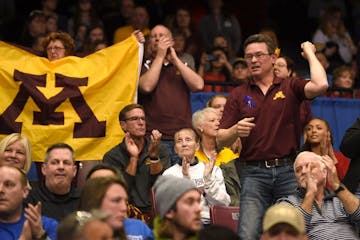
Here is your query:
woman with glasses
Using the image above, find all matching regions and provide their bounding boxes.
[43,31,75,61]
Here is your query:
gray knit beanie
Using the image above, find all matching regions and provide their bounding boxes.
[154,175,198,218]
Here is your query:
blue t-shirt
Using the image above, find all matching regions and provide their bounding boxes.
[0,212,58,240]
[124,218,154,240]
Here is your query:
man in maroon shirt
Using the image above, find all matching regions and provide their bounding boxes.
[138,25,203,165]
[217,34,328,240]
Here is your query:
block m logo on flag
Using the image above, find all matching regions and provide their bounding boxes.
[0,70,106,138]
[0,36,142,161]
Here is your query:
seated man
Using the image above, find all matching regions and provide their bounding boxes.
[103,103,171,218]
[162,128,230,224]
[279,151,360,239]
[25,143,80,221]
[261,203,307,240]
[153,175,202,240]
[0,166,57,239]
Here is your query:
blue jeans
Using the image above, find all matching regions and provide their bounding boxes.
[237,165,297,240]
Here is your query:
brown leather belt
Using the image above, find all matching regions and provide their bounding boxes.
[239,157,293,168]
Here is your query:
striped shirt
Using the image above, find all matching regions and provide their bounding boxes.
[279,188,360,240]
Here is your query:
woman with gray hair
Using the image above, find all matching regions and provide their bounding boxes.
[192,107,238,166]
[193,108,240,206]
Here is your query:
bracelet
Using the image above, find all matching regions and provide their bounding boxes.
[34,231,48,240]
[334,182,346,194]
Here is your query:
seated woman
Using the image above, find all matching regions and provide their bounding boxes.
[192,107,238,166]
[79,176,153,240]
[301,118,350,180]
[327,65,357,98]
[86,163,147,222]
[205,98,241,206]
[206,94,227,120]
[0,133,36,180]
[162,128,230,225]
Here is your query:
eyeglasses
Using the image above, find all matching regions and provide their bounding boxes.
[244,52,271,61]
[47,46,65,52]
[125,116,146,122]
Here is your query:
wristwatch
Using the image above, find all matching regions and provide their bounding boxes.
[334,183,346,194]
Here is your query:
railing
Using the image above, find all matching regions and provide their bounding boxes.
[204,80,241,92]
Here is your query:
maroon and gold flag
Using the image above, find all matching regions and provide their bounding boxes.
[0,35,142,161]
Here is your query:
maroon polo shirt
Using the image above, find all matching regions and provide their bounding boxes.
[138,59,192,140]
[220,76,308,161]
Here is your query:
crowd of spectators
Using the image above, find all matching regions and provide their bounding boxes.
[2,0,360,97]
[1,0,360,240]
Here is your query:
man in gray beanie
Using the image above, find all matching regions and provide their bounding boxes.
[153,175,202,240]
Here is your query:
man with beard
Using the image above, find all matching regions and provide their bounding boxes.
[153,175,202,240]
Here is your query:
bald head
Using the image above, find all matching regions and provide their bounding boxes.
[294,151,327,189]
[149,25,172,53]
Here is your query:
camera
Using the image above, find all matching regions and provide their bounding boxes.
[207,54,219,61]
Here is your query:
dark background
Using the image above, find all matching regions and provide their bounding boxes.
[1,0,359,74]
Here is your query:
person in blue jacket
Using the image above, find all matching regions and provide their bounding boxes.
[0,165,58,240]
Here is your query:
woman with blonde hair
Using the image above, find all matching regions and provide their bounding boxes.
[0,133,32,173]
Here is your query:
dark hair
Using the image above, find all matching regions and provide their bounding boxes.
[259,26,279,48]
[119,103,144,122]
[301,118,333,152]
[172,7,194,30]
[279,55,296,77]
[243,34,276,55]
[79,177,128,211]
[28,10,45,21]
[206,94,227,108]
[86,163,125,181]
[199,225,240,240]
[172,28,187,39]
[79,177,128,239]
[208,47,232,81]
[44,143,75,162]
[43,31,75,56]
